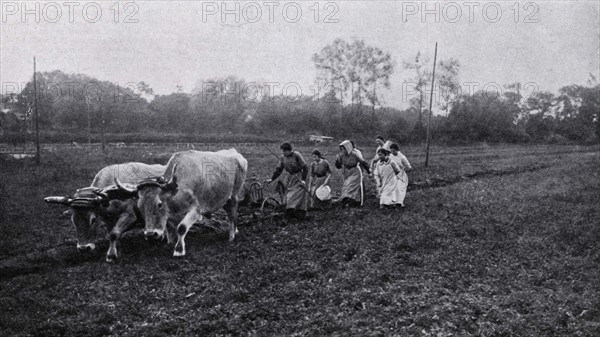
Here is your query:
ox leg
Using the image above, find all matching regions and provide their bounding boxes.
[174,209,202,257]
[106,214,133,262]
[223,198,239,242]
[166,220,177,245]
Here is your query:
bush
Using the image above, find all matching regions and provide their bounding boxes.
[506,128,532,143]
[0,180,7,225]
[583,133,599,145]
[544,133,570,145]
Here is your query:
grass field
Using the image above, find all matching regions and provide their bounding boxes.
[0,143,599,336]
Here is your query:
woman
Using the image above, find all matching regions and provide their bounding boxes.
[308,149,332,209]
[373,147,402,209]
[335,140,371,207]
[389,143,412,208]
[266,142,308,220]
[370,135,386,172]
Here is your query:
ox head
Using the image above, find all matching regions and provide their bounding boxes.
[115,169,178,241]
[45,187,110,252]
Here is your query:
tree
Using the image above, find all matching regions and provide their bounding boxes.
[446,90,522,142]
[137,81,155,103]
[407,97,427,142]
[150,93,192,132]
[524,91,555,115]
[313,39,351,105]
[437,58,461,116]
[403,51,430,118]
[15,70,151,133]
[555,83,600,142]
[313,38,394,113]
[190,76,252,133]
[137,81,154,96]
[403,51,432,142]
[518,91,555,139]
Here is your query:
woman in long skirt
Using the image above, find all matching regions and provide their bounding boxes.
[373,147,402,209]
[370,135,387,172]
[389,143,412,207]
[335,140,371,207]
[308,149,332,209]
[266,142,309,220]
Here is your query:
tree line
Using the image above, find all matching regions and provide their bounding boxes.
[1,38,598,144]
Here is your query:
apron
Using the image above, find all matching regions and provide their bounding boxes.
[283,171,307,211]
[341,166,363,203]
[375,161,402,205]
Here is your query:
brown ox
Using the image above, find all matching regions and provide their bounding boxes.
[45,163,165,262]
[116,149,247,257]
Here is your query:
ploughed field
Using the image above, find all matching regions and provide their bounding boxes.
[0,143,598,336]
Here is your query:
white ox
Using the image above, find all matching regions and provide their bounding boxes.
[116,149,248,257]
[45,163,165,262]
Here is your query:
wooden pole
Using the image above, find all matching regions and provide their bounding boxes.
[87,96,91,149]
[100,107,106,153]
[33,57,40,165]
[424,42,438,168]
[372,82,376,128]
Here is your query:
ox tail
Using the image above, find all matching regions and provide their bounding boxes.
[233,155,248,201]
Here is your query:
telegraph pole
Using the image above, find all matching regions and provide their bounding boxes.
[33,57,40,165]
[100,106,105,153]
[87,96,91,149]
[424,42,438,168]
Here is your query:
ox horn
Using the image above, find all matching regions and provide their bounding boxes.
[44,196,73,206]
[164,164,178,192]
[93,190,109,200]
[92,190,110,206]
[115,178,138,194]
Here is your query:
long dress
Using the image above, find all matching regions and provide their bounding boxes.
[374,158,402,206]
[309,159,332,208]
[272,151,308,211]
[389,152,412,206]
[335,151,370,204]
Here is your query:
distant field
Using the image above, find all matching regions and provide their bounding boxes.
[0,143,599,336]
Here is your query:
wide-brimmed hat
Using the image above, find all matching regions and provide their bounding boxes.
[315,185,332,201]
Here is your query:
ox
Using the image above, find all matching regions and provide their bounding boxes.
[116,149,247,257]
[45,163,165,262]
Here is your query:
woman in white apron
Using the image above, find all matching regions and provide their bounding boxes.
[374,147,403,209]
[335,140,371,207]
[389,143,412,207]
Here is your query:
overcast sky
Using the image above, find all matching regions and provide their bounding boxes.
[1,0,598,109]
